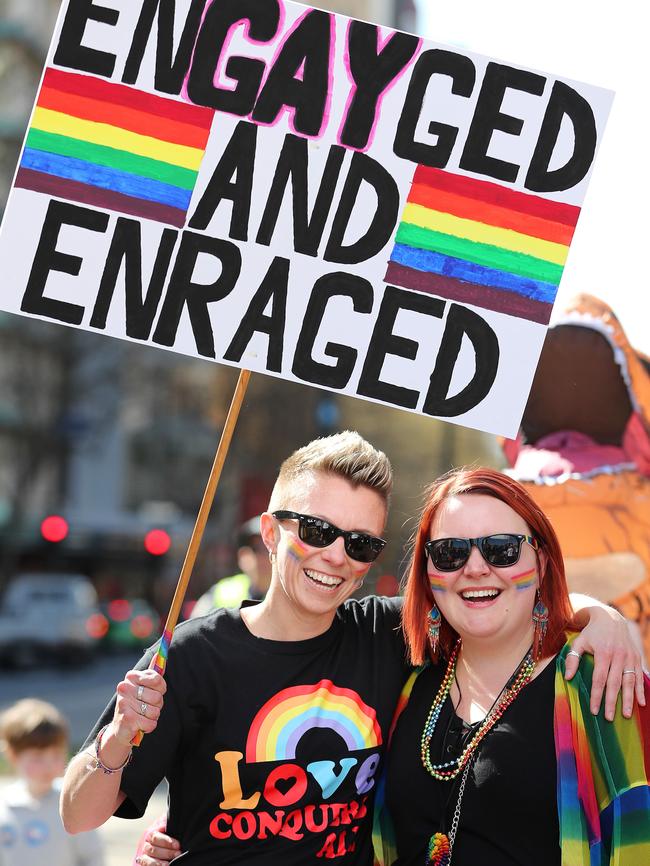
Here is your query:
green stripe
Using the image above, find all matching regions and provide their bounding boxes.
[396,221,563,286]
[26,128,197,191]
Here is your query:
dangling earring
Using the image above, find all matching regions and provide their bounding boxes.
[427,603,441,655]
[268,550,276,564]
[532,590,548,660]
[355,577,365,589]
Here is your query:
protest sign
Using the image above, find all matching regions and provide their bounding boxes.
[0,0,613,437]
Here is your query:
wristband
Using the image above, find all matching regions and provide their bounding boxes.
[88,725,133,775]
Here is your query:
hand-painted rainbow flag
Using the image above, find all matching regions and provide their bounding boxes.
[385,166,581,325]
[15,68,214,228]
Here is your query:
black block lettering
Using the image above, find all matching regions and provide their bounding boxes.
[122,0,206,92]
[152,233,241,358]
[22,200,109,325]
[423,304,499,416]
[53,0,119,77]
[252,10,331,137]
[292,272,373,388]
[394,50,475,167]
[189,120,257,239]
[340,22,419,150]
[460,63,546,183]
[187,0,280,114]
[256,136,345,256]
[525,80,597,192]
[358,285,445,408]
[90,218,178,339]
[324,152,399,264]
[224,256,289,371]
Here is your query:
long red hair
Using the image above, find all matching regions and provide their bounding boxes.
[402,467,576,665]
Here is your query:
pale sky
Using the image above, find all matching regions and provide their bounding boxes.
[415,0,649,353]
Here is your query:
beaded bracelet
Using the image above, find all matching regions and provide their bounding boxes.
[88,725,133,775]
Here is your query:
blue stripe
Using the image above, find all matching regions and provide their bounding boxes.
[21,148,192,211]
[390,243,558,304]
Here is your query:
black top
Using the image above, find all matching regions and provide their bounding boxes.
[85,596,409,865]
[385,658,560,866]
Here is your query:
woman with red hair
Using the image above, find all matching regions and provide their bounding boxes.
[377,467,650,866]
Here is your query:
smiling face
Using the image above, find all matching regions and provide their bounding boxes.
[261,471,387,630]
[427,493,545,650]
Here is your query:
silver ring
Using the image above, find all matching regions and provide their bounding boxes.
[622,669,636,676]
[137,685,144,701]
[567,650,581,659]
[140,702,148,716]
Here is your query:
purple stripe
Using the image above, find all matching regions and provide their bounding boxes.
[15,167,186,227]
[385,261,553,324]
[283,717,357,758]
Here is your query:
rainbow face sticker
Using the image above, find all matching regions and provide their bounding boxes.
[286,535,310,561]
[510,567,537,591]
[428,572,448,592]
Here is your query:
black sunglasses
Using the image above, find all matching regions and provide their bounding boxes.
[425,534,538,572]
[273,510,386,563]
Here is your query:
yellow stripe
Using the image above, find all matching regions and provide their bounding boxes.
[402,202,569,266]
[31,107,204,172]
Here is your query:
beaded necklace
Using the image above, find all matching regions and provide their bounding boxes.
[421,640,535,782]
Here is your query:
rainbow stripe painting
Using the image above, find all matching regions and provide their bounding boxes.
[385,166,581,325]
[15,68,214,228]
[246,680,382,762]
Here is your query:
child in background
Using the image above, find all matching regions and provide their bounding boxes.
[0,698,104,866]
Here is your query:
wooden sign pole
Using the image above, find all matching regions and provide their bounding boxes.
[133,368,251,744]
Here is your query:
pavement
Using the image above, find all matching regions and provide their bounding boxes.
[0,775,169,866]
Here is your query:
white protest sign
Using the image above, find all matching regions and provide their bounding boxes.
[0,0,613,437]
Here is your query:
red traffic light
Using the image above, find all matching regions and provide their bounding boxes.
[40,515,69,543]
[144,529,171,556]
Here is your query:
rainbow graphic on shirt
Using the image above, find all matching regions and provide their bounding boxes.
[15,68,214,228]
[246,680,382,763]
[510,567,537,590]
[385,166,580,325]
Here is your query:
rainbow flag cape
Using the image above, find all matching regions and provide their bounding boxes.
[15,68,214,228]
[555,639,650,865]
[385,166,580,325]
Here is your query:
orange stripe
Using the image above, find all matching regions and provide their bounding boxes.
[408,183,576,246]
[38,85,210,150]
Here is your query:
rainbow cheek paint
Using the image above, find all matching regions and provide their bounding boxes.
[510,567,537,591]
[428,571,447,593]
[287,535,310,561]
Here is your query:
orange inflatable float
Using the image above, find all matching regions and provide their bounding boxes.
[502,294,650,661]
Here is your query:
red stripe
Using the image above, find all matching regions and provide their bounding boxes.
[15,168,186,227]
[412,165,580,227]
[385,262,553,324]
[44,67,214,132]
[408,183,575,246]
[38,85,210,150]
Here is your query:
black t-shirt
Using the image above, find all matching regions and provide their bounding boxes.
[86,597,409,865]
[385,659,560,866]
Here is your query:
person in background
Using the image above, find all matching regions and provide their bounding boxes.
[0,699,104,866]
[376,467,649,866]
[190,515,271,617]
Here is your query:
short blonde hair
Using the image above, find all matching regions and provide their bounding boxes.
[0,699,68,754]
[269,431,392,511]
